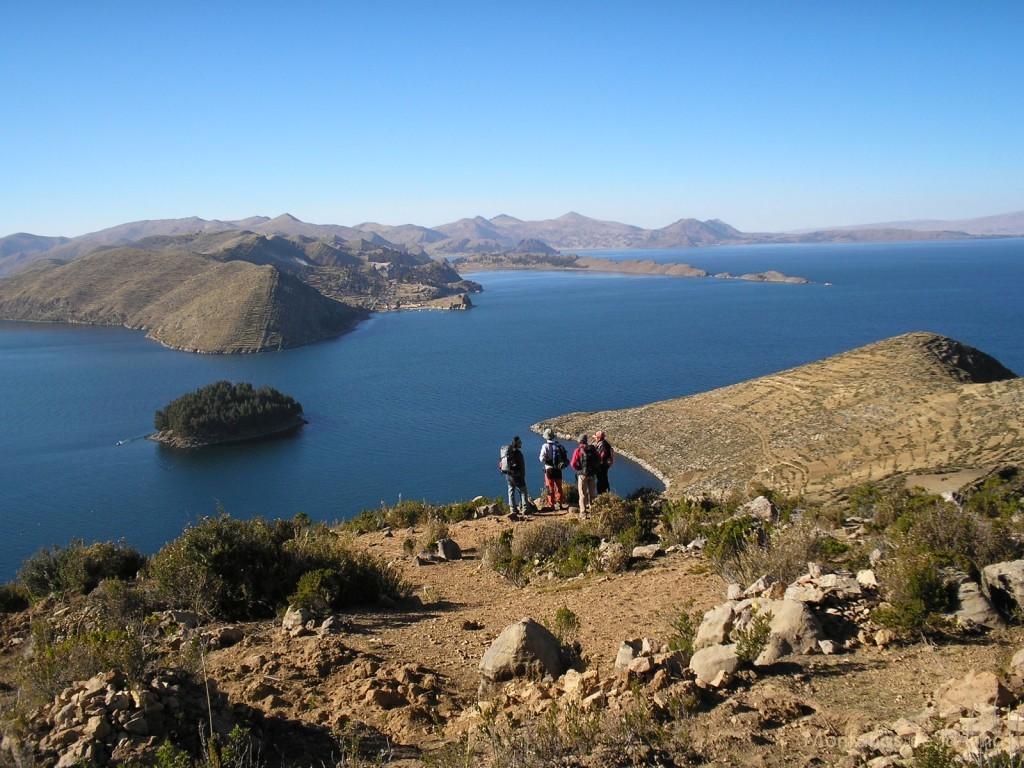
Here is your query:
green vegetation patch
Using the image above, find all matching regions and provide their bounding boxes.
[154,380,304,443]
[149,511,410,620]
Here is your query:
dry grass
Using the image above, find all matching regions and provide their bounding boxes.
[539,333,1024,501]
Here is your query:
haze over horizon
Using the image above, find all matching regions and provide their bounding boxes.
[2,2,1021,239]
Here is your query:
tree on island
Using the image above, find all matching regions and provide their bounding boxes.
[154,381,304,443]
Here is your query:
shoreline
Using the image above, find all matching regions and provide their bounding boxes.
[528,422,671,492]
[148,415,309,449]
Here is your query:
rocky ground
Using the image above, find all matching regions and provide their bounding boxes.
[5,503,1023,767]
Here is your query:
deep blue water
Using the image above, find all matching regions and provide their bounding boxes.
[1,238,1022,580]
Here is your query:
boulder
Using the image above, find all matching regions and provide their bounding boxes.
[479,619,564,693]
[631,544,661,560]
[595,541,629,573]
[282,605,312,630]
[741,495,777,520]
[755,599,824,665]
[1007,647,1024,689]
[436,538,462,561]
[934,670,1014,715]
[694,602,737,650]
[614,639,643,670]
[949,575,1005,629]
[982,560,1024,616]
[689,644,741,683]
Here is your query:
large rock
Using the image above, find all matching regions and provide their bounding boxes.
[1007,648,1024,689]
[755,598,824,665]
[741,495,777,520]
[479,619,564,693]
[435,538,462,561]
[694,602,737,650]
[689,644,741,683]
[949,574,1005,629]
[982,560,1024,616]
[934,670,1014,716]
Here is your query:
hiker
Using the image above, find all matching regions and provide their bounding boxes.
[539,428,568,509]
[571,433,599,516]
[500,436,531,516]
[594,430,615,495]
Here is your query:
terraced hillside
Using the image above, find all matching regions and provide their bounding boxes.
[0,248,363,353]
[538,332,1024,500]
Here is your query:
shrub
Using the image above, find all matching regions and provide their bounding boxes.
[553,607,581,641]
[150,511,409,620]
[437,498,497,523]
[149,513,291,619]
[511,520,578,562]
[963,468,1024,519]
[703,516,762,582]
[383,499,432,529]
[911,738,959,768]
[553,607,583,670]
[289,568,342,614]
[552,532,602,578]
[660,497,721,547]
[894,498,1019,574]
[17,538,147,600]
[587,493,655,549]
[86,577,161,632]
[19,624,151,705]
[481,530,528,587]
[873,553,959,634]
[743,519,837,585]
[666,601,703,657]
[341,508,385,534]
[0,582,30,613]
[731,608,773,664]
[421,518,450,550]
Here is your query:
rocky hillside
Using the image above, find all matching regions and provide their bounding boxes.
[538,332,1024,501]
[0,248,364,353]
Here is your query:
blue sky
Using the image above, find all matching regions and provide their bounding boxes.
[2,1,1022,237]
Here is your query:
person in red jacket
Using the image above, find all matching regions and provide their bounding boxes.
[594,430,615,495]
[571,433,598,516]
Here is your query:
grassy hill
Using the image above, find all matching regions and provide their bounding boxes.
[537,332,1024,500]
[0,248,364,353]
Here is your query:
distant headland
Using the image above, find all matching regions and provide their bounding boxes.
[0,210,1013,354]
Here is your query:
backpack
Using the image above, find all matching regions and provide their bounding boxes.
[547,442,569,470]
[573,444,598,475]
[499,445,511,474]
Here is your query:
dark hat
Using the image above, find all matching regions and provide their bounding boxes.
[578,433,588,444]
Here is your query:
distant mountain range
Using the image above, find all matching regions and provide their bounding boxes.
[0,209,1017,354]
[3,209,1020,278]
[809,210,1024,236]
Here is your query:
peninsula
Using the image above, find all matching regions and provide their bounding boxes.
[536,332,1024,501]
[454,252,812,283]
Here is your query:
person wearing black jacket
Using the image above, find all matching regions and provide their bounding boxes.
[504,435,531,515]
[594,430,615,495]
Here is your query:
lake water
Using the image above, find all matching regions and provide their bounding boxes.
[1,238,1023,580]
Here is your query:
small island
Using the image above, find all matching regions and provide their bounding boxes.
[149,380,307,448]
